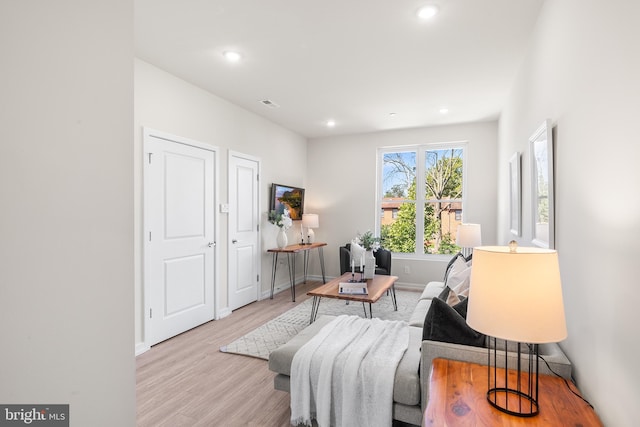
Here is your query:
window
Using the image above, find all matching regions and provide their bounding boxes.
[378,143,466,255]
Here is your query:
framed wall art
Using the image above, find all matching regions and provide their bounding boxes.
[270,183,305,220]
[529,119,554,248]
[509,152,521,236]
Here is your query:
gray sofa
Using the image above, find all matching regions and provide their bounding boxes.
[268,280,572,426]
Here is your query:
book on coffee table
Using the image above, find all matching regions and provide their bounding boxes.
[338,282,368,295]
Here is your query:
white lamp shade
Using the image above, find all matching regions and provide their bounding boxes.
[456,223,482,248]
[466,246,567,344]
[302,213,319,228]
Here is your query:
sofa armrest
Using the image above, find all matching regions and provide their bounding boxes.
[419,340,572,411]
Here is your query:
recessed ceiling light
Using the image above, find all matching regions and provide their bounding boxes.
[326,120,336,128]
[439,107,449,114]
[417,5,439,20]
[223,51,242,63]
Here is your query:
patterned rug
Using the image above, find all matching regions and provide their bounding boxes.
[220,289,421,360]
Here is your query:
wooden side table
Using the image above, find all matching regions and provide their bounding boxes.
[423,358,603,427]
[267,242,326,301]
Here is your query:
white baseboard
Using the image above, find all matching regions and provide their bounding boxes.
[260,275,324,300]
[394,281,425,291]
[135,342,150,356]
[217,307,232,319]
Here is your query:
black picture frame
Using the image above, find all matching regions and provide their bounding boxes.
[270,183,305,220]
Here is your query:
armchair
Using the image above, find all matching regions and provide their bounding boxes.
[339,243,392,276]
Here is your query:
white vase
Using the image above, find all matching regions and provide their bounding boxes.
[276,228,288,248]
[364,250,376,279]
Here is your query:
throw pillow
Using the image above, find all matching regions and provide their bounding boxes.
[444,256,472,306]
[422,297,485,348]
[436,252,466,302]
[436,285,450,301]
[443,252,465,281]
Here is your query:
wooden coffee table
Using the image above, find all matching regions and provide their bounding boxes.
[307,273,399,323]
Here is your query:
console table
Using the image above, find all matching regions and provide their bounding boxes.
[267,242,326,301]
[423,358,603,427]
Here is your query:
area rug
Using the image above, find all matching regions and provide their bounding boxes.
[220,289,421,360]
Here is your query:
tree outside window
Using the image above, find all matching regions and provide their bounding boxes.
[379,144,465,255]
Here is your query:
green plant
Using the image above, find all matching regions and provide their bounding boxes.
[356,230,381,251]
[268,209,292,229]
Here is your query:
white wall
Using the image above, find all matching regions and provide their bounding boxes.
[498,1,640,425]
[307,121,498,286]
[0,2,135,426]
[134,60,308,347]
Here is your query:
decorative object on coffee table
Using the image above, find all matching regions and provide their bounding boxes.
[355,230,381,279]
[466,242,567,417]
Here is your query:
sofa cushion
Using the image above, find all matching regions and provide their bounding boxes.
[408,298,433,328]
[268,315,423,408]
[419,281,445,301]
[422,297,485,348]
[268,315,335,376]
[392,326,423,406]
[410,281,445,327]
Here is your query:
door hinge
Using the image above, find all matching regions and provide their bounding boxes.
[148,152,153,164]
[149,308,153,318]
[257,274,260,282]
[256,173,259,181]
[149,231,152,242]
[257,224,260,232]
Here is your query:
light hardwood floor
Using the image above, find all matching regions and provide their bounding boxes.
[136,281,320,427]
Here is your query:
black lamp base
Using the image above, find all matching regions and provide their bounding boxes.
[487,387,539,417]
[486,338,540,417]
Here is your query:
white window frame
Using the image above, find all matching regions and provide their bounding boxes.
[376,141,468,258]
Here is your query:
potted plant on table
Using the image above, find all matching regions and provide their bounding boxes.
[269,209,293,248]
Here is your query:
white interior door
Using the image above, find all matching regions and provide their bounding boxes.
[228,152,260,310]
[144,130,216,346]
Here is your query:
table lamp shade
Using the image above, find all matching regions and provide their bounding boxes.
[302,213,319,228]
[466,246,567,344]
[456,223,482,248]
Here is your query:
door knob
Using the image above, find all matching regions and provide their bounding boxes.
[208,242,216,247]
[232,239,238,244]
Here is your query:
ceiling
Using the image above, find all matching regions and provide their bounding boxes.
[135,0,544,139]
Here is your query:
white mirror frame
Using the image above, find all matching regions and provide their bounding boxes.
[529,119,554,248]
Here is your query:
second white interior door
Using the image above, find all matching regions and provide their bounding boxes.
[228,152,260,310]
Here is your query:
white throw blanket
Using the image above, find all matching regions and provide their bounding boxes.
[290,315,409,427]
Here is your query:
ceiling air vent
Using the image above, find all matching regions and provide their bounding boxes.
[259,99,280,109]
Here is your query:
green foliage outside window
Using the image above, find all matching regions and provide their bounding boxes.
[380,148,464,255]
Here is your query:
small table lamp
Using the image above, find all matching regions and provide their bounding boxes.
[466,242,567,417]
[456,223,482,258]
[301,214,319,244]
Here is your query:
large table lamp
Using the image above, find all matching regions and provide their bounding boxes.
[466,243,567,417]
